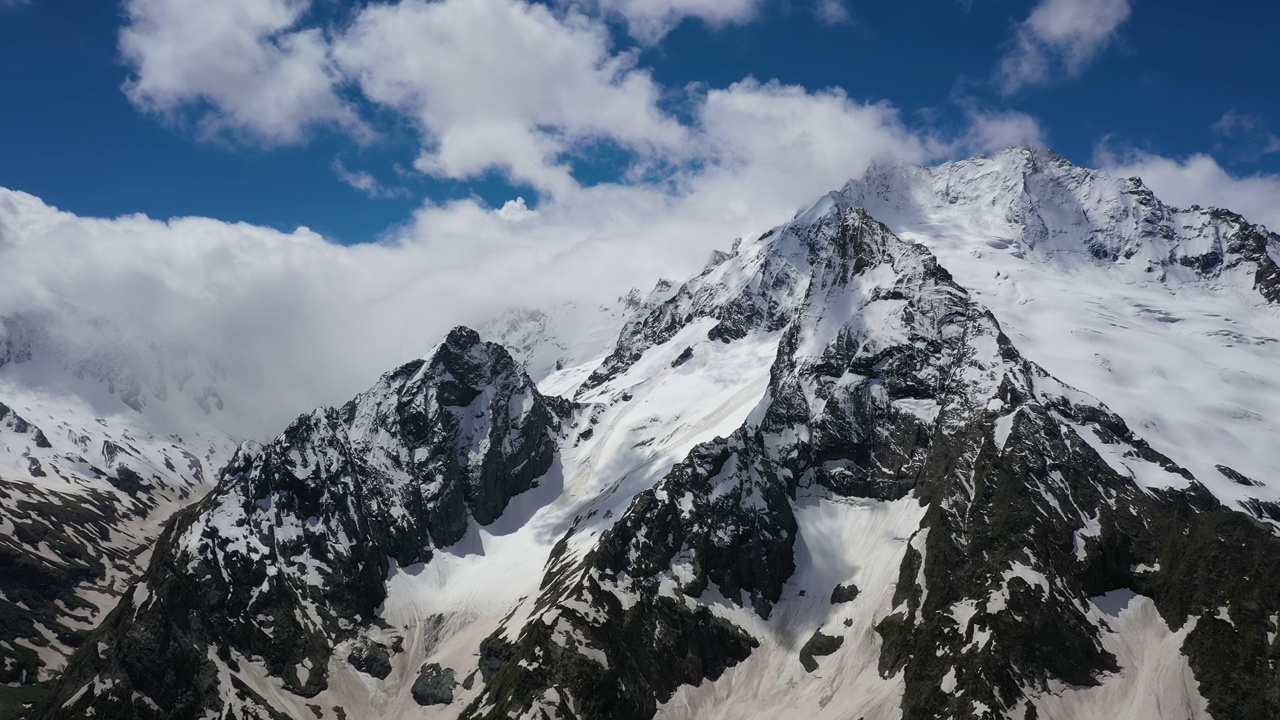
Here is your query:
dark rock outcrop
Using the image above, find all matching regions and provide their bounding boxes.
[411,663,456,706]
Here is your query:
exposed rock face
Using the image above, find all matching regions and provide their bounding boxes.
[799,631,844,672]
[29,150,1280,720]
[347,641,392,680]
[830,583,859,604]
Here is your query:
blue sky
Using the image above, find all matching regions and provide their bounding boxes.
[2,0,1278,244]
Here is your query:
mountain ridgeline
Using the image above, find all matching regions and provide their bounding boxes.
[26,149,1280,720]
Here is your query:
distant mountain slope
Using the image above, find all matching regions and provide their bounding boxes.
[0,308,235,692]
[0,384,231,688]
[0,307,227,421]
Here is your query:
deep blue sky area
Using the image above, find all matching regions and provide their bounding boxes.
[1,0,1277,244]
[647,0,1280,163]
[0,2,421,241]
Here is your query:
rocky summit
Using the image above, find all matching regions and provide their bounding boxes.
[9,149,1280,720]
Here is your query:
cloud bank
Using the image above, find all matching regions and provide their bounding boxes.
[3,0,947,435]
[565,0,765,43]
[2,0,1275,442]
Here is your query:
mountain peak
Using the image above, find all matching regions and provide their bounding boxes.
[841,147,1280,306]
[441,324,482,351]
[442,322,478,345]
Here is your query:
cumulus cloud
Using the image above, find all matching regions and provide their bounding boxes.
[119,0,368,145]
[995,0,1132,94]
[120,0,691,196]
[496,197,537,222]
[695,80,935,186]
[1096,146,1280,232]
[113,0,952,199]
[332,0,687,197]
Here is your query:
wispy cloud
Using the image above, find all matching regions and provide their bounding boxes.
[1212,110,1261,137]
[995,0,1132,94]
[562,0,765,44]
[813,0,852,26]
[961,108,1047,154]
[1211,110,1280,161]
[332,159,407,199]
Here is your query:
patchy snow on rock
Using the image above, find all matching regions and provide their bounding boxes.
[1032,590,1212,720]
[657,494,925,720]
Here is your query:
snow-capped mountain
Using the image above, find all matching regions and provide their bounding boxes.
[24,148,1280,720]
[841,148,1280,512]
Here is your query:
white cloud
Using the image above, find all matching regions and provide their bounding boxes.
[570,0,764,43]
[1096,147,1280,232]
[813,0,852,26]
[332,159,406,199]
[120,0,690,196]
[496,197,537,222]
[688,79,938,202]
[332,0,688,198]
[961,108,1047,154]
[368,78,942,315]
[1212,110,1262,137]
[119,0,368,145]
[995,0,1132,94]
